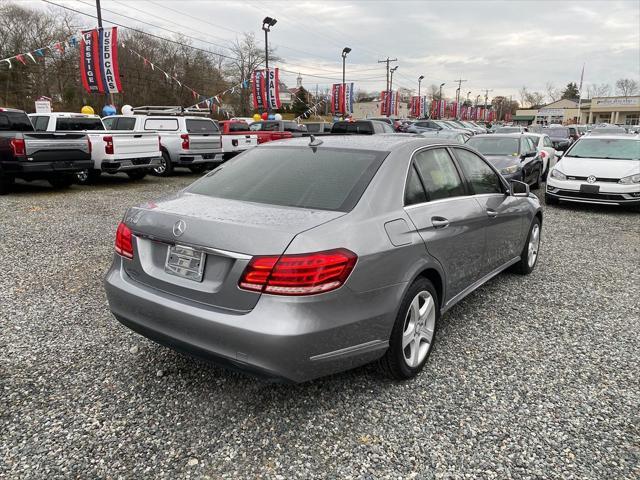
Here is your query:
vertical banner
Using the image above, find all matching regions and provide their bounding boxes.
[266,68,281,110]
[79,29,103,93]
[380,91,389,116]
[252,69,266,110]
[344,83,354,115]
[430,99,437,118]
[99,27,122,93]
[332,84,342,114]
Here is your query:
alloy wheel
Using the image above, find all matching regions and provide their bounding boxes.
[528,224,540,268]
[154,157,166,175]
[76,169,89,183]
[402,291,436,368]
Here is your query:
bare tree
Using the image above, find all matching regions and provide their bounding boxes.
[545,82,561,102]
[519,86,529,107]
[586,83,611,99]
[615,78,639,96]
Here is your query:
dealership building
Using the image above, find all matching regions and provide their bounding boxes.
[513,95,640,126]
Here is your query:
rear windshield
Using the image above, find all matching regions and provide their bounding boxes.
[304,123,322,133]
[547,128,569,137]
[249,121,279,131]
[0,112,34,131]
[187,147,388,211]
[565,138,639,160]
[56,117,104,131]
[495,127,520,133]
[467,137,520,156]
[227,122,249,132]
[186,119,219,134]
[331,121,374,134]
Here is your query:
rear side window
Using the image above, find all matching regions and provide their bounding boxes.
[0,112,35,132]
[186,119,219,134]
[404,165,428,205]
[32,116,49,131]
[414,148,466,201]
[283,122,299,132]
[453,148,503,194]
[56,117,104,131]
[187,147,388,212]
[144,118,178,131]
[115,117,136,130]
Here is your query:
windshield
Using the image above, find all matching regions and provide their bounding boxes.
[495,127,520,133]
[56,117,104,131]
[590,128,626,135]
[547,128,569,137]
[187,147,388,211]
[249,121,280,131]
[565,138,639,160]
[467,137,520,156]
[331,121,374,134]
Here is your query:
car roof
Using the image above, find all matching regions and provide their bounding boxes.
[262,134,459,151]
[469,134,522,139]
[581,134,639,140]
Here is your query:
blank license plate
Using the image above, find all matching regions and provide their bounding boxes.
[165,245,206,282]
[580,184,600,194]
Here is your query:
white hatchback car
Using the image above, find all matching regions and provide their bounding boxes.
[546,135,640,209]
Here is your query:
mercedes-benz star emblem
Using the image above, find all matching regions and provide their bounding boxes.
[173,219,186,237]
[587,175,597,184]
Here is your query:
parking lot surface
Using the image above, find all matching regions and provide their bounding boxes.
[1,175,638,479]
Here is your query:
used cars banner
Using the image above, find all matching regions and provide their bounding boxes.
[79,27,123,94]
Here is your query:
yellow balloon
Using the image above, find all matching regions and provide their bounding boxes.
[252,113,261,122]
[81,105,95,115]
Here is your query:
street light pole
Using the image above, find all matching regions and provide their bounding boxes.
[342,47,351,115]
[261,16,277,114]
[388,66,398,117]
[418,75,424,98]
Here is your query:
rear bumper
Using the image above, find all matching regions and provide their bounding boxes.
[104,257,402,382]
[101,157,161,173]
[177,151,222,165]
[2,159,94,176]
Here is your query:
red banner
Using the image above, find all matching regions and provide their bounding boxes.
[252,69,267,110]
[79,27,122,94]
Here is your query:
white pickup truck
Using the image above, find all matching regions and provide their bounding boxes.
[29,113,161,183]
[103,112,223,176]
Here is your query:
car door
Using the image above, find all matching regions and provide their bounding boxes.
[542,135,556,169]
[520,137,540,184]
[403,147,487,299]
[451,147,525,273]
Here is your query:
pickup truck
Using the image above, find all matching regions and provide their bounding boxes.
[1,108,92,193]
[29,113,161,184]
[103,114,223,176]
[249,120,305,138]
[330,120,396,135]
[217,120,258,160]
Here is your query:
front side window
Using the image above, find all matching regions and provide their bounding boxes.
[453,148,503,194]
[115,117,136,130]
[187,147,388,212]
[543,136,552,147]
[102,117,115,129]
[413,148,466,201]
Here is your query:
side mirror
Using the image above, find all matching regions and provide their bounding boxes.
[511,180,530,197]
[521,151,536,160]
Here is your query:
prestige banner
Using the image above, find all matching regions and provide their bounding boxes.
[79,27,122,94]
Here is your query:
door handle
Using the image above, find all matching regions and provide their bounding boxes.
[431,217,450,229]
[486,209,498,218]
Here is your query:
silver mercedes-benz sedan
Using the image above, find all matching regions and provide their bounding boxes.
[105,136,542,382]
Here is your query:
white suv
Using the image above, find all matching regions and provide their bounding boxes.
[546,135,640,209]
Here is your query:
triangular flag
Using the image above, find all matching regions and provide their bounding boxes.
[2,58,11,69]
[149,62,154,71]
[35,48,45,57]
[69,36,78,47]
[15,54,26,65]
[54,42,64,53]
[26,52,36,63]
[164,71,169,79]
[191,90,197,99]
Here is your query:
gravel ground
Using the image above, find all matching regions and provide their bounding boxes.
[1,174,639,479]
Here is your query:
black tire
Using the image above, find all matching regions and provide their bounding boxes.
[379,277,439,380]
[48,175,74,189]
[153,151,173,176]
[188,164,207,174]
[126,170,147,181]
[545,193,559,205]
[512,217,541,275]
[222,152,235,162]
[531,167,542,190]
[76,169,101,185]
[0,174,14,195]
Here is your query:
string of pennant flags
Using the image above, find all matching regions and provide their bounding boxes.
[294,96,329,121]
[1,36,78,69]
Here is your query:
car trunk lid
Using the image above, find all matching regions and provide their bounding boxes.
[122,193,344,312]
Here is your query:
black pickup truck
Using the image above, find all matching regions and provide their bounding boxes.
[0,108,92,193]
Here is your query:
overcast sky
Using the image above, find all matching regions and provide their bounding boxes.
[34,0,640,101]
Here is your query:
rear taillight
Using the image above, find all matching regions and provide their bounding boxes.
[257,136,267,144]
[104,135,114,155]
[239,249,357,296]
[180,133,189,150]
[87,138,92,154]
[10,138,26,157]
[115,222,134,259]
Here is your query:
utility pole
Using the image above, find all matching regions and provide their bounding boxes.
[452,77,467,118]
[378,57,397,94]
